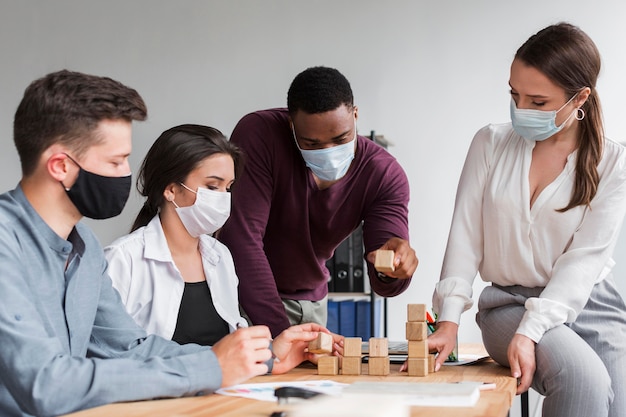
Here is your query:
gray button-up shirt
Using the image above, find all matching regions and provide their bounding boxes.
[0,186,222,417]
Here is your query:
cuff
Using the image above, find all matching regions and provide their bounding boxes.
[264,342,275,374]
[516,297,574,342]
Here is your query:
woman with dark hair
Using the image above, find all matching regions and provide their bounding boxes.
[428,23,626,417]
[105,124,338,373]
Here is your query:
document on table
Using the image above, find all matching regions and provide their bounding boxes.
[342,381,482,407]
[216,380,347,402]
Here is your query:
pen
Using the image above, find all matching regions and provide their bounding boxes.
[426,311,437,333]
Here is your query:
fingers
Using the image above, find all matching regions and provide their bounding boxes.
[367,238,418,279]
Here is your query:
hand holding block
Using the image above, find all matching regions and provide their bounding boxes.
[374,250,395,274]
[308,332,333,354]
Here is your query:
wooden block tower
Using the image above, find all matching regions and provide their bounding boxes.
[367,337,390,376]
[341,337,362,375]
[311,333,338,375]
[405,304,435,377]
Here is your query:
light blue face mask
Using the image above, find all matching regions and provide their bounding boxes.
[510,94,578,142]
[292,122,357,181]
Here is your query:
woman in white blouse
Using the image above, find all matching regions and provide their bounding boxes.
[106,124,339,374]
[429,23,626,417]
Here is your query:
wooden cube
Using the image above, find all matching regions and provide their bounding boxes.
[407,304,427,322]
[374,250,395,274]
[343,337,362,357]
[408,340,429,358]
[368,356,390,376]
[428,354,436,373]
[368,337,388,357]
[317,356,339,375]
[406,322,427,341]
[407,358,429,377]
[309,332,333,354]
[341,356,362,375]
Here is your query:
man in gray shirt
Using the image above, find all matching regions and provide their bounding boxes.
[0,70,327,417]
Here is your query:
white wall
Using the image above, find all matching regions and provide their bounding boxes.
[1,0,625,347]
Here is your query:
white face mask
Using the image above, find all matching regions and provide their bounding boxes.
[292,122,357,181]
[171,183,231,237]
[510,94,578,142]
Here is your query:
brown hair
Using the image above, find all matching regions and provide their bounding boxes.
[516,23,603,211]
[13,70,147,176]
[131,124,244,232]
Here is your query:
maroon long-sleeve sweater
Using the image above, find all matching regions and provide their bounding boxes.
[219,108,412,336]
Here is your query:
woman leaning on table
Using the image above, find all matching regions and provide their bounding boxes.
[105,124,342,374]
[428,23,626,417]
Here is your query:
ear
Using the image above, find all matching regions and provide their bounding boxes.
[353,105,359,121]
[162,182,178,203]
[576,87,592,108]
[47,153,72,183]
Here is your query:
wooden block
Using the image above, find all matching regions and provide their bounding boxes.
[341,356,362,375]
[343,337,362,357]
[374,250,395,273]
[368,356,390,375]
[428,354,436,373]
[317,356,339,375]
[407,358,428,377]
[408,340,429,358]
[406,322,427,341]
[407,304,427,322]
[309,332,333,354]
[368,337,388,357]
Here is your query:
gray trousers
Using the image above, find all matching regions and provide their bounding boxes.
[283,296,328,327]
[476,276,626,417]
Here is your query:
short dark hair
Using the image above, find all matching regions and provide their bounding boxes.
[13,70,147,176]
[287,66,353,114]
[131,124,243,232]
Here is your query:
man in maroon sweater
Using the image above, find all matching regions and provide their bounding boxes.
[219,67,418,337]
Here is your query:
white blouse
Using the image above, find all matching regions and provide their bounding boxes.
[104,215,247,340]
[433,123,626,342]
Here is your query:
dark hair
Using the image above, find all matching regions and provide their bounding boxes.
[13,69,147,176]
[516,23,603,211]
[287,66,354,114]
[131,124,243,231]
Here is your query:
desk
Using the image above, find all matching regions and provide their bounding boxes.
[64,345,515,417]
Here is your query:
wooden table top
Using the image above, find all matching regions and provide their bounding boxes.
[64,344,516,417]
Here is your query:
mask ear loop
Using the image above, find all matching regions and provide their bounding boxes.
[575,108,585,121]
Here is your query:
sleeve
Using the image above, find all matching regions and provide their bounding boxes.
[362,156,412,297]
[432,125,494,324]
[0,237,222,416]
[103,242,131,304]
[219,112,291,337]
[518,151,626,342]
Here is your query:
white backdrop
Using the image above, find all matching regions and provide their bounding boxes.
[1,0,625,346]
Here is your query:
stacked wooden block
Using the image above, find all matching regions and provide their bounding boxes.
[406,304,435,376]
[341,337,362,375]
[312,333,339,375]
[367,337,390,376]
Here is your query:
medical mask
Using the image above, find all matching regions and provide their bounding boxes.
[172,183,231,237]
[62,154,131,219]
[293,123,357,181]
[510,94,578,142]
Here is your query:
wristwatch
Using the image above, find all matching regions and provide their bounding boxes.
[376,271,395,283]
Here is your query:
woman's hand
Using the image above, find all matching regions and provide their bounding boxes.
[508,333,536,394]
[271,324,341,374]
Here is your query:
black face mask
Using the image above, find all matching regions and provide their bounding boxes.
[62,155,131,220]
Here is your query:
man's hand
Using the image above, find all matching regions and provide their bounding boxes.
[366,237,418,279]
[211,325,273,387]
[271,324,342,374]
[508,333,536,394]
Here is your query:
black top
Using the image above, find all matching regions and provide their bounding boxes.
[172,281,230,346]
